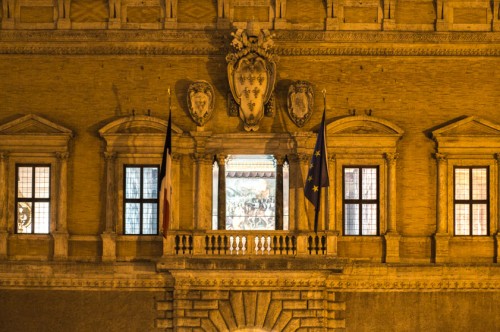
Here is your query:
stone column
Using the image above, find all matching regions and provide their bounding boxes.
[327,155,336,231]
[101,152,117,262]
[1,0,15,29]
[274,0,288,29]
[56,0,71,29]
[275,155,284,230]
[297,153,310,230]
[434,152,449,263]
[216,154,226,230]
[217,0,230,28]
[194,153,213,230]
[0,152,9,259]
[495,153,500,263]
[108,0,121,29]
[384,152,400,263]
[53,152,69,261]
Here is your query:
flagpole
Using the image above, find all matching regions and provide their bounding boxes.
[314,90,327,233]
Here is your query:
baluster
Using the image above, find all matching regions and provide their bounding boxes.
[205,236,209,254]
[279,236,284,254]
[242,236,247,255]
[188,236,193,254]
[182,235,187,254]
[255,236,260,255]
[285,236,290,255]
[273,236,277,254]
[314,235,319,254]
[223,236,228,254]
[292,236,297,255]
[211,235,216,254]
[266,236,271,255]
[230,236,235,255]
[308,236,313,254]
[235,236,240,255]
[217,235,222,254]
[259,236,264,254]
[175,235,180,255]
[321,235,326,254]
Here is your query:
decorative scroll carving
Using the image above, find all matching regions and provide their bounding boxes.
[187,81,215,127]
[287,80,314,127]
[226,22,278,131]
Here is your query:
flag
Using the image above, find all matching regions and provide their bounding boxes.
[304,109,329,232]
[159,111,172,238]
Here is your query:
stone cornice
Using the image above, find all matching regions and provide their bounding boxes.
[0,30,499,56]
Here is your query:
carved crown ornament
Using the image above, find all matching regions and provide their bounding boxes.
[226,22,279,131]
[287,80,314,127]
[187,80,215,127]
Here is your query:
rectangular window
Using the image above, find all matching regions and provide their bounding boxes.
[124,165,159,235]
[454,167,489,236]
[343,166,379,236]
[16,165,51,234]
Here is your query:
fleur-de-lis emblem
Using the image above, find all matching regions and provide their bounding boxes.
[257,75,264,85]
[238,75,245,84]
[248,101,255,112]
[248,75,256,85]
[243,87,250,99]
[252,87,260,98]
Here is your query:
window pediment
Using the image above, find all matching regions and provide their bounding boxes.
[325,115,404,153]
[432,116,500,154]
[0,114,73,153]
[99,115,183,154]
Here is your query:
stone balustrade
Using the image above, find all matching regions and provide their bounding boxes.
[164,231,338,257]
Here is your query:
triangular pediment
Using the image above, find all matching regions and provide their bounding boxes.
[432,116,500,138]
[0,114,73,136]
[326,116,404,136]
[99,115,182,136]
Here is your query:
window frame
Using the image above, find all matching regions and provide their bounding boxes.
[15,164,52,234]
[453,166,490,236]
[342,165,380,236]
[122,164,160,236]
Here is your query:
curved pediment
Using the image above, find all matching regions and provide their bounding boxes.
[98,115,182,136]
[323,115,403,153]
[326,115,404,137]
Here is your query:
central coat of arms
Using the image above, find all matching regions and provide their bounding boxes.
[226,23,278,131]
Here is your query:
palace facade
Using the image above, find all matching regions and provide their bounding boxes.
[0,0,500,331]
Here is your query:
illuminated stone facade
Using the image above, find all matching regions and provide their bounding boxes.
[0,0,500,331]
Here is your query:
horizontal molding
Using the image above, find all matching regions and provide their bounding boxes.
[0,30,498,56]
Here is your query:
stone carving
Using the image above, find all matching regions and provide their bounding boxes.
[226,22,278,131]
[287,80,314,127]
[187,80,215,126]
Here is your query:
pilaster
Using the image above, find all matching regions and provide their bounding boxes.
[217,0,230,29]
[56,0,71,29]
[0,152,8,259]
[108,0,122,29]
[384,152,401,264]
[435,153,448,234]
[275,154,285,230]
[297,153,310,231]
[193,153,213,230]
[52,232,69,261]
[53,152,69,260]
[101,232,117,262]
[216,154,226,230]
[494,0,500,31]
[1,0,15,29]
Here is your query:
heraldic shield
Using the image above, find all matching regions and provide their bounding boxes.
[187,80,215,127]
[227,26,277,131]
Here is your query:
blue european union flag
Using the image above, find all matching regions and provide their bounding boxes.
[304,110,329,232]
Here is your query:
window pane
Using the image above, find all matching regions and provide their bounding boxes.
[225,155,276,230]
[17,202,32,233]
[142,203,158,234]
[18,167,33,198]
[472,204,487,235]
[344,168,359,200]
[362,204,377,235]
[455,204,470,235]
[455,168,469,200]
[125,168,141,199]
[143,167,158,199]
[362,168,377,200]
[472,168,487,200]
[345,204,359,235]
[212,161,219,230]
[35,167,50,198]
[34,202,50,234]
[125,203,140,234]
